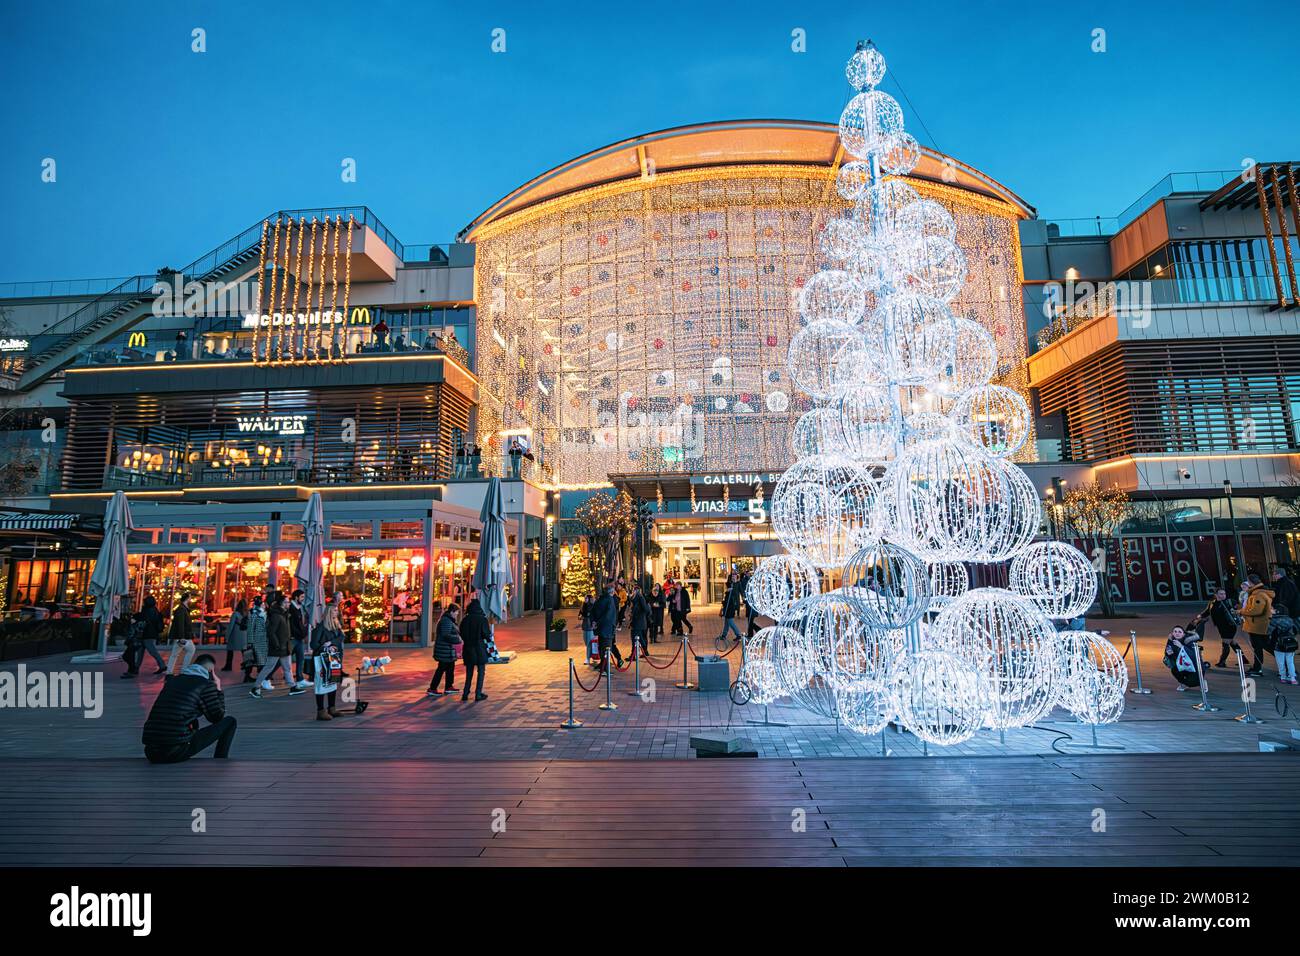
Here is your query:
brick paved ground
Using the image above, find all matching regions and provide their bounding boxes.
[1,605,1294,761]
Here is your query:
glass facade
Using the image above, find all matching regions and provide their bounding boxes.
[1121,237,1300,304]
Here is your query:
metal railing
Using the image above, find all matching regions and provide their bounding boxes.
[0,277,136,300]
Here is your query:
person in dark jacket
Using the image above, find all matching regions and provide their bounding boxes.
[648,584,666,644]
[1271,568,1298,628]
[668,581,692,636]
[250,593,305,697]
[428,604,461,696]
[123,595,167,677]
[1192,589,1242,668]
[591,582,624,671]
[142,653,236,762]
[580,595,596,649]
[165,593,197,672]
[627,584,650,657]
[717,572,744,645]
[224,599,249,674]
[457,600,491,702]
[288,589,308,683]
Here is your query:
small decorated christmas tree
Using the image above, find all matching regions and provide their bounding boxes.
[561,554,595,606]
[356,566,388,637]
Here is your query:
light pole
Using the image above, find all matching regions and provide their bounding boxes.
[1224,479,1247,589]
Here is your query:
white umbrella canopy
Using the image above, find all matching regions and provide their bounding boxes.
[75,490,134,663]
[471,477,513,623]
[293,492,327,631]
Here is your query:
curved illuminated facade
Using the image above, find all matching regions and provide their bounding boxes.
[467,120,1034,486]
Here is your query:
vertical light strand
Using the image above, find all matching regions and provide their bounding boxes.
[1269,166,1298,304]
[253,219,268,366]
[261,217,282,365]
[1287,164,1300,255]
[1255,169,1286,309]
[275,215,294,362]
[304,217,318,364]
[328,215,342,364]
[288,216,305,363]
[341,214,355,365]
[317,217,333,361]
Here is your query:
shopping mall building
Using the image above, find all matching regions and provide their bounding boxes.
[1,120,1297,644]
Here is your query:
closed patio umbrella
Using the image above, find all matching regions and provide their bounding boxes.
[471,477,513,660]
[294,492,327,634]
[73,490,133,663]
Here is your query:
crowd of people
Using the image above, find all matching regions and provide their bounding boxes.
[573,570,757,673]
[1166,567,1300,690]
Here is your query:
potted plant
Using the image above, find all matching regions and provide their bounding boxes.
[545,616,568,652]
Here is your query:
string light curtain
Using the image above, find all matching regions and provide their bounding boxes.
[473,163,1029,486]
[252,215,354,366]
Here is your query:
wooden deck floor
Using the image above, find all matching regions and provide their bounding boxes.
[2,752,1297,866]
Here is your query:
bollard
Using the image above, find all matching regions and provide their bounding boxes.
[675,633,695,689]
[1191,640,1220,712]
[599,651,618,711]
[626,638,641,697]
[1233,647,1263,724]
[1128,629,1151,694]
[559,658,583,729]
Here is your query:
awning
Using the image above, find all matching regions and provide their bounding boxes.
[0,512,82,531]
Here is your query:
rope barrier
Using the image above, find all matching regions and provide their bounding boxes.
[572,664,604,693]
[720,638,743,658]
[641,640,684,670]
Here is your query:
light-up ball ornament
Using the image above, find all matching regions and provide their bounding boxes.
[1055,630,1128,724]
[898,198,958,244]
[798,269,867,325]
[792,407,847,458]
[787,320,868,400]
[953,384,1031,458]
[841,542,931,629]
[899,235,968,302]
[931,318,997,398]
[836,678,896,735]
[902,410,953,444]
[740,626,791,705]
[927,561,969,609]
[931,587,1059,730]
[839,90,904,159]
[890,439,1007,561]
[745,554,820,621]
[855,179,921,237]
[772,456,879,568]
[835,160,876,201]
[879,131,921,176]
[845,239,888,293]
[838,384,897,461]
[1009,541,1098,620]
[869,293,956,386]
[845,42,886,90]
[968,456,1042,563]
[892,650,987,746]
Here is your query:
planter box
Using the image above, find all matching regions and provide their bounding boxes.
[545,628,568,651]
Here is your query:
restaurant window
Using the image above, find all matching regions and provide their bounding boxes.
[322,548,426,644]
[169,525,216,544]
[223,524,269,543]
[330,521,373,541]
[9,559,94,608]
[129,527,163,545]
[381,520,424,540]
[469,528,481,543]
[434,522,450,539]
[279,523,304,542]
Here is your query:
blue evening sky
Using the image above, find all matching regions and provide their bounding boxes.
[2,0,1296,282]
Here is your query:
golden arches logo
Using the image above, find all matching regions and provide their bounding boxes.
[127,332,148,348]
[349,307,370,326]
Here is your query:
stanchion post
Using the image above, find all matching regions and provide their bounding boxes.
[1233,647,1263,724]
[675,633,695,690]
[599,649,618,711]
[1191,640,1220,712]
[560,658,583,729]
[627,636,641,696]
[1128,629,1151,694]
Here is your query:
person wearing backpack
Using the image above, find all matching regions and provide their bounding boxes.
[1269,603,1298,685]
[122,595,167,678]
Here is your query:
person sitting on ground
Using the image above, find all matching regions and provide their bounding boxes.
[1163,625,1206,692]
[1269,603,1298,685]
[142,653,236,763]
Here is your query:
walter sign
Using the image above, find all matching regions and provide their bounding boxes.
[235,414,308,436]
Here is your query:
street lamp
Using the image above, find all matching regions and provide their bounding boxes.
[1223,479,1247,590]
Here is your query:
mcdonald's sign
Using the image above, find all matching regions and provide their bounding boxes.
[127,331,148,348]
[349,307,371,326]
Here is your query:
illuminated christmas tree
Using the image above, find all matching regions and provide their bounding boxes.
[356,566,388,636]
[561,553,595,606]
